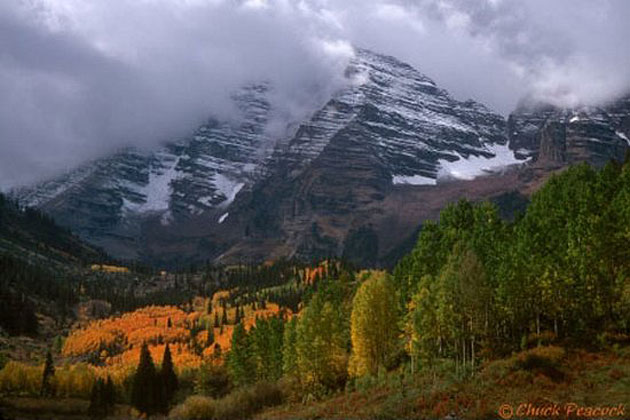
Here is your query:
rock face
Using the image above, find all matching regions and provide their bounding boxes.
[14,49,630,266]
[276,49,510,182]
[508,97,630,167]
[218,48,519,262]
[15,83,275,258]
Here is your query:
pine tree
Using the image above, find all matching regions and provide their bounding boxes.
[88,376,115,418]
[234,304,241,324]
[207,326,215,345]
[159,344,178,413]
[104,375,115,412]
[221,306,228,325]
[88,378,105,418]
[213,342,222,359]
[131,343,157,415]
[40,350,55,397]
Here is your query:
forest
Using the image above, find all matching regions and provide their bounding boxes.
[1,161,630,419]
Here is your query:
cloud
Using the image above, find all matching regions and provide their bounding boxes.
[0,0,353,188]
[0,0,628,189]
[404,0,630,107]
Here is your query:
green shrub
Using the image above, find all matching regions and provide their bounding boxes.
[515,346,565,370]
[170,382,283,420]
[214,382,283,420]
[195,363,231,399]
[169,395,215,420]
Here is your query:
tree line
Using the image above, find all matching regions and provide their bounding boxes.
[224,161,630,397]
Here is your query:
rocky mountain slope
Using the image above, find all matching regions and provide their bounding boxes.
[508,96,630,166]
[14,83,275,258]
[13,49,630,266]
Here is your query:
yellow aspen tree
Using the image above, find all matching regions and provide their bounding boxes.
[349,271,398,377]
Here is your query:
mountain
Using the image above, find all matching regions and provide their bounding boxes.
[208,48,524,264]
[13,49,630,266]
[508,96,630,166]
[14,83,276,258]
[0,192,109,268]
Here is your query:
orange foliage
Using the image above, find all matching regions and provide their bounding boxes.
[63,305,192,357]
[303,260,337,284]
[107,344,203,371]
[62,293,290,379]
[211,290,231,305]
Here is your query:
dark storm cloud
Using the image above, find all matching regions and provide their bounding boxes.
[1,0,628,189]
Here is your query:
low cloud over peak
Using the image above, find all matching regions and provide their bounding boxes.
[1,0,628,189]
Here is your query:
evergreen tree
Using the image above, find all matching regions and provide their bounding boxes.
[131,343,157,415]
[104,375,116,411]
[88,378,106,418]
[221,306,228,325]
[160,344,178,412]
[40,350,55,397]
[234,304,241,324]
[214,312,220,328]
[207,325,215,345]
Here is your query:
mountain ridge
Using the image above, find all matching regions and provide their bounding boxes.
[13,48,630,267]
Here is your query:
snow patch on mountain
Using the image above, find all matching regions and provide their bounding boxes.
[213,173,245,207]
[218,212,229,224]
[139,161,179,212]
[392,143,527,186]
[392,174,436,186]
[438,143,527,181]
[616,131,630,145]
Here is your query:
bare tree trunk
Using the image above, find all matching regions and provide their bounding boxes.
[462,336,466,376]
[471,334,475,376]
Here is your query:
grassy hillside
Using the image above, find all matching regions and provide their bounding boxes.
[257,346,630,420]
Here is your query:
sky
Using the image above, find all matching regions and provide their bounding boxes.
[1,0,629,189]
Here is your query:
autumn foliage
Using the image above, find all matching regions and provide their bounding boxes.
[59,294,287,380]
